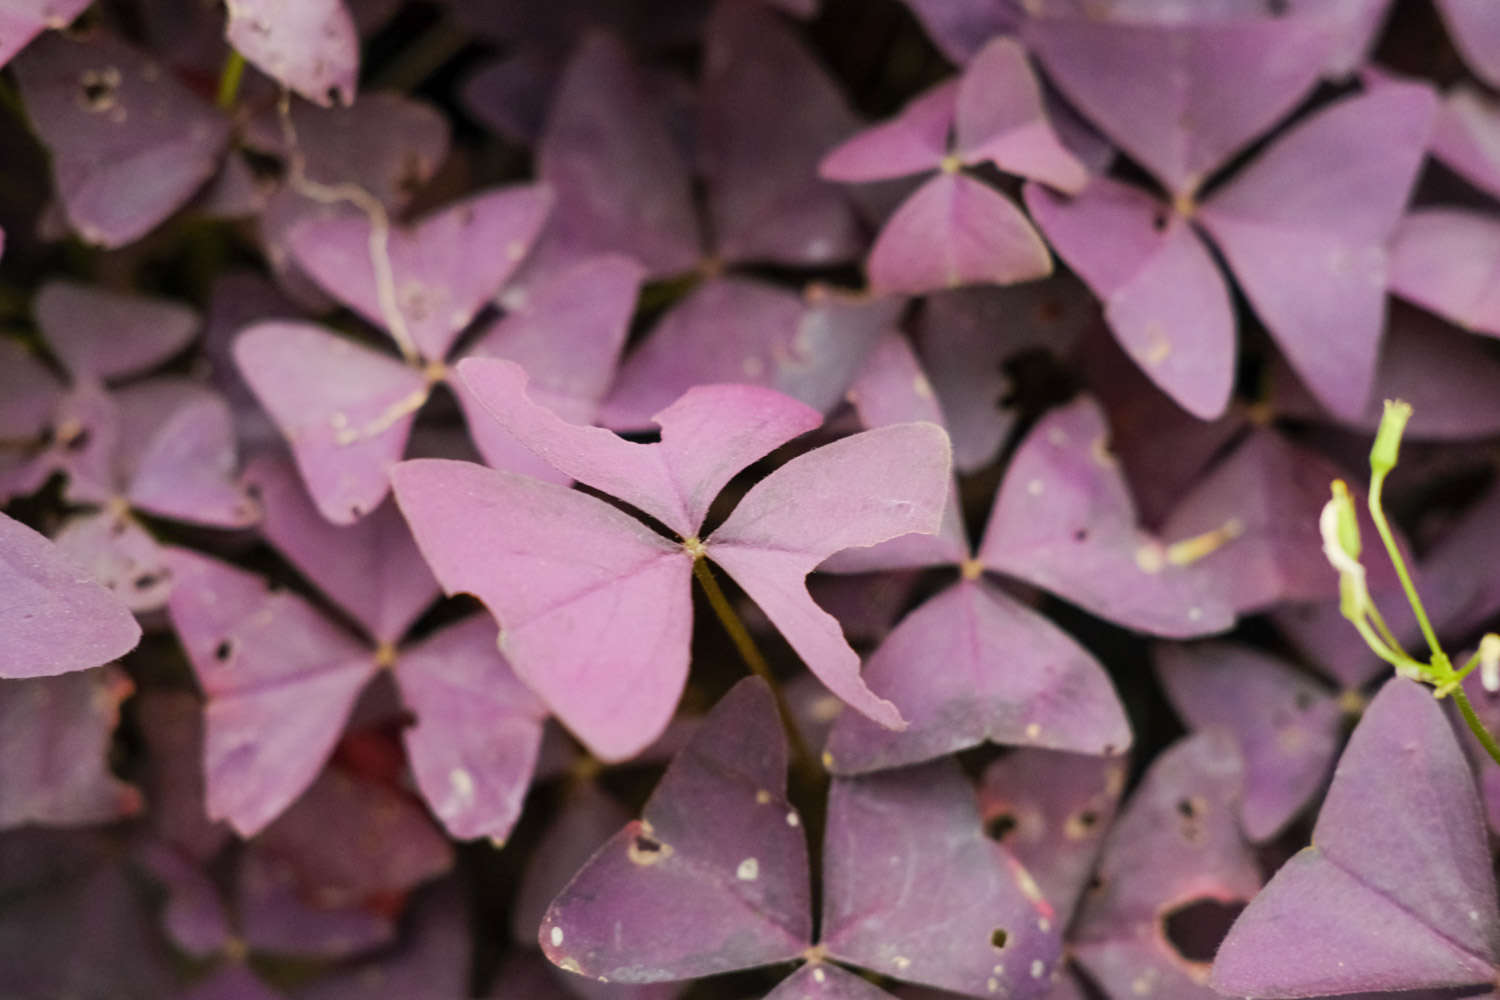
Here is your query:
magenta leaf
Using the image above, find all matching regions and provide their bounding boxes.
[224,0,360,107]
[1211,678,1500,995]
[512,783,633,947]
[0,1,91,69]
[1155,642,1342,842]
[52,507,172,613]
[978,749,1127,925]
[1433,86,1500,202]
[539,678,813,981]
[0,666,142,828]
[287,183,555,362]
[164,546,377,836]
[1072,731,1259,1000]
[821,759,1063,996]
[819,81,957,184]
[234,321,429,524]
[12,27,229,247]
[1390,208,1500,339]
[1437,0,1500,88]
[0,511,141,678]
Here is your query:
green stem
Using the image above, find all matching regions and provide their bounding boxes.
[1368,468,1444,661]
[1451,686,1500,769]
[691,557,819,778]
[216,50,246,111]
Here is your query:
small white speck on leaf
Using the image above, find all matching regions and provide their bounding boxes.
[786,811,800,827]
[1031,959,1044,978]
[736,858,759,881]
[550,927,563,947]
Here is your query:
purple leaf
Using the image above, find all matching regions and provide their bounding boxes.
[868,171,1052,294]
[954,38,1087,193]
[178,965,286,1000]
[52,507,173,612]
[136,691,232,862]
[513,783,633,946]
[35,280,198,383]
[768,964,900,999]
[461,45,557,145]
[1025,179,1234,419]
[1390,208,1500,338]
[164,547,377,836]
[0,0,91,70]
[821,759,1063,996]
[295,883,471,1000]
[600,279,899,430]
[0,338,62,442]
[977,397,1234,637]
[236,848,395,959]
[288,184,555,362]
[539,678,812,981]
[1022,14,1332,197]
[820,81,957,184]
[1072,731,1259,1000]
[0,666,142,828]
[1433,86,1500,202]
[899,0,1021,64]
[137,841,233,958]
[118,381,258,529]
[1195,78,1436,420]
[0,511,141,678]
[1211,678,1500,995]
[1437,0,1500,88]
[824,578,1130,772]
[12,27,229,247]
[224,0,359,107]
[243,453,439,646]
[528,31,700,281]
[1155,642,1343,841]
[234,321,430,524]
[978,749,1127,925]
[390,459,692,762]
[699,0,862,267]
[395,615,547,842]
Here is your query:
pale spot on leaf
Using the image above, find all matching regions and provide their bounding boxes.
[736,857,759,881]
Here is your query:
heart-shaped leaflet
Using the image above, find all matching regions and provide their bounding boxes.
[1212,677,1500,995]
[391,359,951,761]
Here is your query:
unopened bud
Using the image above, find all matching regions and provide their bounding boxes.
[1481,634,1500,693]
[1370,399,1413,475]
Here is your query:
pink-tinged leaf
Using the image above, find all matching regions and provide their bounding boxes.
[978,397,1234,637]
[288,184,554,362]
[35,280,198,382]
[530,31,700,280]
[457,253,644,477]
[540,678,812,981]
[870,172,1053,294]
[1390,208,1500,338]
[253,767,453,907]
[700,1,863,266]
[124,386,258,528]
[822,759,1062,996]
[1433,86,1500,202]
[601,279,898,430]
[243,453,438,646]
[136,691,231,862]
[0,666,142,828]
[164,548,376,836]
[916,275,1092,473]
[52,508,173,612]
[0,339,62,441]
[136,841,233,958]
[0,511,140,678]
[978,749,1128,926]
[955,38,1087,193]
[48,380,122,507]
[1159,430,1353,614]
[457,357,822,538]
[825,578,1129,772]
[1155,643,1342,842]
[390,459,692,762]
[224,0,359,107]
[1211,678,1500,995]
[709,423,952,728]
[1072,731,1259,1000]
[512,783,632,945]
[769,963,900,999]
[1024,180,1234,420]
[900,0,1021,64]
[1438,0,1500,87]
[820,81,955,183]
[0,1,91,69]
[236,848,395,959]
[1269,302,1500,440]
[396,615,547,842]
[1022,15,1331,197]
[296,883,471,1000]
[234,321,430,524]
[177,965,285,1000]
[1196,79,1437,420]
[12,28,229,247]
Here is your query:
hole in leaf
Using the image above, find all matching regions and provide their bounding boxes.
[214,640,233,661]
[1265,0,1289,14]
[990,928,1009,950]
[325,86,342,106]
[1151,210,1168,232]
[985,812,1017,842]
[1176,798,1198,820]
[76,67,121,112]
[1163,897,1246,964]
[627,830,673,866]
[1077,809,1098,829]
[62,428,91,453]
